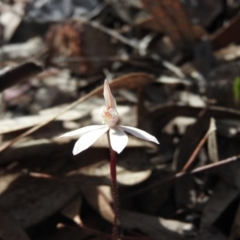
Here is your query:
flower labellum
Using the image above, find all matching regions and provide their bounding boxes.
[60,80,159,155]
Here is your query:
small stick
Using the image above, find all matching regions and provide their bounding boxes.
[181,118,216,171]
[125,154,240,198]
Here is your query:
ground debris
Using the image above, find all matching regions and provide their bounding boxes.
[1,0,240,239]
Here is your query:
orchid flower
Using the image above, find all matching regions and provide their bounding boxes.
[60,80,159,155]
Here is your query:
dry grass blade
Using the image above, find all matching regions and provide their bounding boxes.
[0,72,153,153]
[108,72,154,91]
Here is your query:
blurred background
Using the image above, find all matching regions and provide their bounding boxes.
[1,0,240,239]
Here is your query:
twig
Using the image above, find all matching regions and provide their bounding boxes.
[78,17,137,48]
[124,154,240,198]
[181,118,216,171]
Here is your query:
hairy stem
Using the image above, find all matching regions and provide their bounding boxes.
[108,132,119,240]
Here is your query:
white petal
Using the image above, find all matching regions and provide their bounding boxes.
[104,80,117,109]
[119,126,159,144]
[109,127,128,154]
[59,125,105,138]
[72,126,109,155]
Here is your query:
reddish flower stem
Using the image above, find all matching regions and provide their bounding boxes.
[108,133,119,240]
[110,148,117,182]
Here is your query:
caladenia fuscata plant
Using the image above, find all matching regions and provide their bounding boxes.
[60,80,159,240]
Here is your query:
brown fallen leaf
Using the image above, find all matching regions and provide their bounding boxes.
[61,194,83,225]
[211,14,240,50]
[79,160,152,186]
[0,173,20,195]
[0,209,30,240]
[134,15,163,32]
[81,185,115,223]
[119,209,194,240]
[142,0,199,50]
[0,175,80,228]
[1,2,24,42]
[108,72,154,91]
[0,62,42,92]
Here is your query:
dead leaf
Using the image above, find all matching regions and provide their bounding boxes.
[0,173,20,194]
[1,2,24,42]
[102,72,154,92]
[135,15,163,32]
[79,160,152,186]
[207,118,219,163]
[211,14,240,50]
[61,194,83,225]
[0,138,72,165]
[0,209,30,240]
[81,186,115,223]
[64,174,111,186]
[0,62,42,92]
[119,209,194,240]
[0,175,79,228]
[1,37,45,60]
[195,227,227,240]
[200,178,239,228]
[142,0,197,49]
